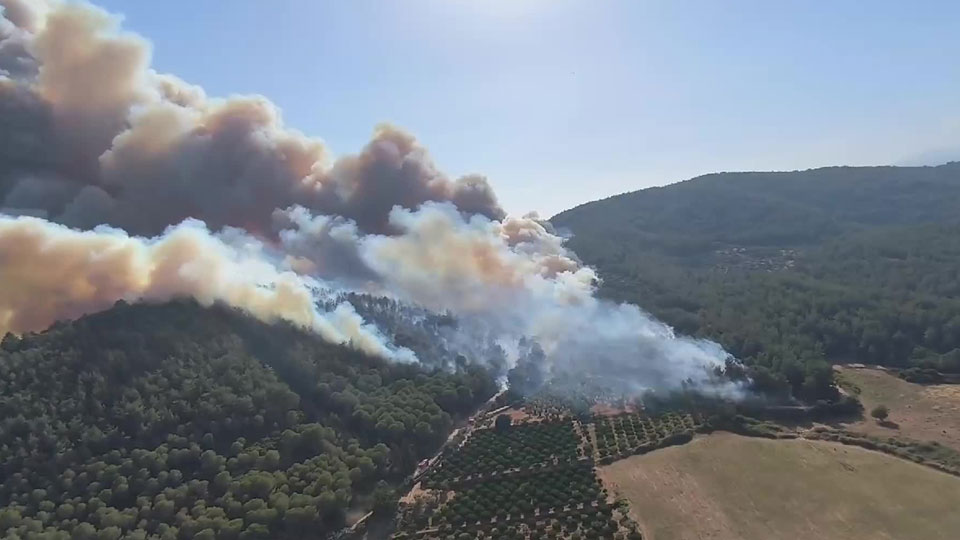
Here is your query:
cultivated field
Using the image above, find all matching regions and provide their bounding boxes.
[836,366,960,450]
[394,416,642,539]
[598,433,960,540]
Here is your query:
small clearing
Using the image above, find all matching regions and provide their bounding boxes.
[505,407,532,423]
[598,433,960,540]
[836,366,960,451]
[590,402,639,416]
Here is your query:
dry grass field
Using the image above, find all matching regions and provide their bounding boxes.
[598,433,960,540]
[835,366,960,450]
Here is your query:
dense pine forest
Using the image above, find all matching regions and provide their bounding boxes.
[0,301,497,539]
[552,162,960,401]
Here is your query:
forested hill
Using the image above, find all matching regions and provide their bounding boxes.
[554,162,960,257]
[552,162,960,401]
[0,300,496,539]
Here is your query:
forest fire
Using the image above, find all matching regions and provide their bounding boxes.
[0,0,736,397]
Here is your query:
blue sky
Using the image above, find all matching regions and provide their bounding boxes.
[94,0,960,217]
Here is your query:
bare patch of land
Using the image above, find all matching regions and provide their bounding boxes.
[505,407,532,423]
[836,366,960,451]
[598,433,960,540]
[590,402,639,416]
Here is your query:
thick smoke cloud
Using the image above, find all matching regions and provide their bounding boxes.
[0,214,416,362]
[0,0,740,397]
[0,0,503,234]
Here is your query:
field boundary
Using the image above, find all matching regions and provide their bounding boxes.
[590,410,960,481]
[597,432,960,540]
[800,427,960,477]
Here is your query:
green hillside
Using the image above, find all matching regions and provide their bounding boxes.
[552,162,960,400]
[0,300,496,539]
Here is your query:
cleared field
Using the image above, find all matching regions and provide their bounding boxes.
[836,366,960,450]
[598,433,960,540]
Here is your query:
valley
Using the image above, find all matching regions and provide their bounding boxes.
[3,297,960,540]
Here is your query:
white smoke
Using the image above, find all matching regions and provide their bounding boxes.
[0,0,739,396]
[275,202,739,395]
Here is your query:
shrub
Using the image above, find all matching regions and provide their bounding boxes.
[871,405,890,421]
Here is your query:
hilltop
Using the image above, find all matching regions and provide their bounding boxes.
[552,163,960,401]
[554,162,960,254]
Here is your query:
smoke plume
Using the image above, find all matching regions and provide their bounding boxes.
[0,215,416,361]
[0,0,738,397]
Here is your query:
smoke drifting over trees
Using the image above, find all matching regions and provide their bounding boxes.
[0,0,737,396]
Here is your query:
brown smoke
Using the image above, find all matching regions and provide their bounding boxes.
[351,204,594,313]
[0,1,738,396]
[0,214,413,361]
[0,0,504,235]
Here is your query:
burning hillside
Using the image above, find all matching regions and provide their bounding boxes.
[0,0,738,397]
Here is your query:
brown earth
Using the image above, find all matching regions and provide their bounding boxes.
[505,407,532,423]
[590,403,639,416]
[835,366,960,451]
[598,433,960,540]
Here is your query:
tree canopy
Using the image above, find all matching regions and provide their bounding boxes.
[552,162,960,401]
[0,300,496,539]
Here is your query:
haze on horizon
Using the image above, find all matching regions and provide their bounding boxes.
[85,0,960,217]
